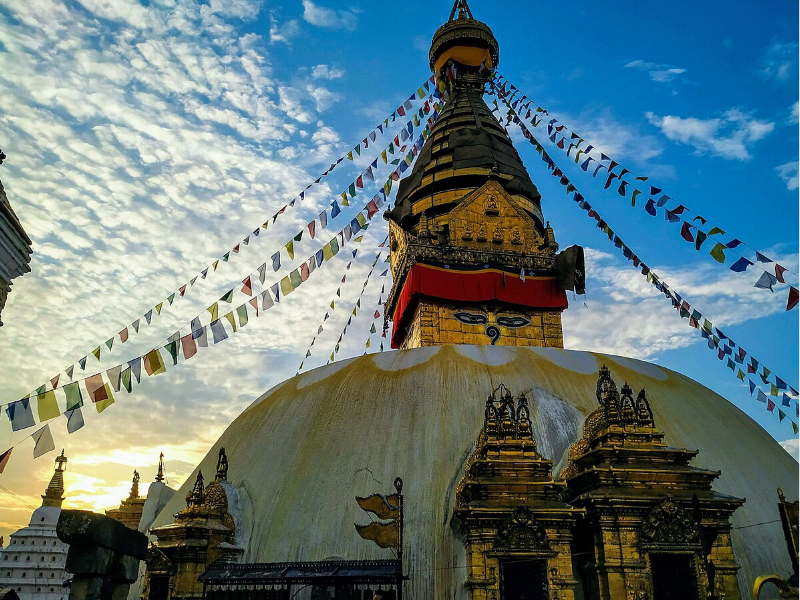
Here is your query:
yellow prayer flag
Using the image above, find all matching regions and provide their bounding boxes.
[354,235,364,242]
[155,302,163,314]
[352,307,357,315]
[280,276,294,297]
[381,149,387,164]
[36,391,60,421]
[144,349,166,376]
[323,243,334,261]
[213,259,220,271]
[223,311,237,333]
[208,302,219,321]
[347,151,353,160]
[286,240,294,260]
[92,346,101,360]
[330,301,335,309]
[417,87,425,98]
[95,385,115,413]
[365,338,371,348]
[356,213,367,227]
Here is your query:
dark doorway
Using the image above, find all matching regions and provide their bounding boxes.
[501,559,548,600]
[148,575,169,600]
[650,553,699,600]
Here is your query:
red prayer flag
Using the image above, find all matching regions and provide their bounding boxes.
[397,106,405,117]
[85,374,108,403]
[308,220,316,239]
[249,297,259,316]
[775,264,787,283]
[680,222,695,242]
[374,310,380,319]
[788,286,799,311]
[50,374,60,389]
[300,263,310,281]
[241,276,252,296]
[179,285,187,296]
[233,244,240,254]
[0,448,11,474]
[181,334,198,360]
[767,399,776,412]
[119,328,129,343]
[367,200,378,218]
[356,175,364,189]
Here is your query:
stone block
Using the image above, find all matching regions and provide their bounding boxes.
[58,510,148,560]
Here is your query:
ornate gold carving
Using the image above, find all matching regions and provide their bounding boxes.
[462,222,474,241]
[495,506,550,552]
[511,228,523,245]
[640,495,700,548]
[485,194,499,215]
[492,226,503,244]
[476,224,487,242]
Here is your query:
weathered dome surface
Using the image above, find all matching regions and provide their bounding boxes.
[153,346,797,599]
[387,86,544,232]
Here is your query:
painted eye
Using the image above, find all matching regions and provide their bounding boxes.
[453,311,488,325]
[496,316,531,329]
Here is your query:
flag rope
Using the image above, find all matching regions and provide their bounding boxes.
[493,73,798,304]
[5,80,445,412]
[495,88,799,432]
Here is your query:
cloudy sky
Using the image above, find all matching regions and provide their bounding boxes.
[0,0,797,541]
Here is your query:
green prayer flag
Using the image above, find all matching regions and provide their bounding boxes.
[35,384,46,395]
[224,311,238,333]
[222,252,230,262]
[779,409,786,422]
[220,289,234,303]
[356,299,361,308]
[305,350,311,358]
[290,269,302,289]
[793,422,798,434]
[736,369,745,381]
[330,238,339,255]
[167,293,175,305]
[631,189,641,206]
[294,231,302,242]
[709,243,726,263]
[348,183,356,197]
[236,304,249,328]
[37,391,60,421]
[165,341,179,365]
[771,384,779,396]
[370,323,376,334]
[708,226,725,236]
[64,382,83,410]
[121,367,132,393]
[105,338,114,351]
[336,288,341,297]
[354,144,361,156]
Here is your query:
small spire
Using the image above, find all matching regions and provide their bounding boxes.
[215,447,228,482]
[41,450,67,508]
[448,0,473,21]
[155,452,165,483]
[185,471,205,508]
[129,470,140,500]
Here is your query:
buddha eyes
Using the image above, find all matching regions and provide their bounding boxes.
[496,316,531,329]
[452,312,531,329]
[453,311,488,325]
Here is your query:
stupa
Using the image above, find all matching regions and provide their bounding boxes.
[145,2,798,599]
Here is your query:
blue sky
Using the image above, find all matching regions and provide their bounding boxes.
[0,0,796,539]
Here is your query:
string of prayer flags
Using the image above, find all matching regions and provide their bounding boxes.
[502,96,799,428]
[493,72,797,301]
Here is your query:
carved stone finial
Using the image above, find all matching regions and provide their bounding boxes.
[129,470,140,500]
[620,383,637,424]
[216,447,229,482]
[185,471,205,508]
[516,393,532,438]
[636,389,655,426]
[155,452,165,483]
[596,366,618,406]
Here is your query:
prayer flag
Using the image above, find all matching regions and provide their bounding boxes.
[121,367,132,393]
[258,262,267,284]
[308,220,316,239]
[85,374,108,402]
[120,328,129,343]
[775,264,787,283]
[320,210,328,229]
[680,222,694,242]
[210,319,228,343]
[223,311,237,333]
[6,398,35,431]
[144,349,167,376]
[220,290,234,303]
[165,340,179,365]
[94,385,115,413]
[730,257,752,272]
[754,271,777,292]
[0,448,11,473]
[262,290,275,311]
[286,241,294,260]
[787,286,799,311]
[37,391,59,421]
[280,276,293,296]
[708,226,725,236]
[709,243,726,263]
[241,276,252,296]
[272,252,281,271]
[65,382,84,410]
[32,425,55,458]
[236,304,249,328]
[695,231,708,251]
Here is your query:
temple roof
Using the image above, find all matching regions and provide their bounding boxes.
[386,85,543,231]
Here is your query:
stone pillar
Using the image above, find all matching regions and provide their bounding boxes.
[56,510,147,600]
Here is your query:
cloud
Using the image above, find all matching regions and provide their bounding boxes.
[563,246,794,359]
[269,13,300,44]
[780,437,799,462]
[625,59,686,84]
[776,161,799,191]
[760,40,798,82]
[311,64,344,80]
[302,0,359,31]
[646,108,775,160]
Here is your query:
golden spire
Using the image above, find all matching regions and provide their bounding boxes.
[155,452,165,483]
[129,470,140,500]
[41,449,67,508]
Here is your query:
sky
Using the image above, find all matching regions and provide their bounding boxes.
[0,0,797,541]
